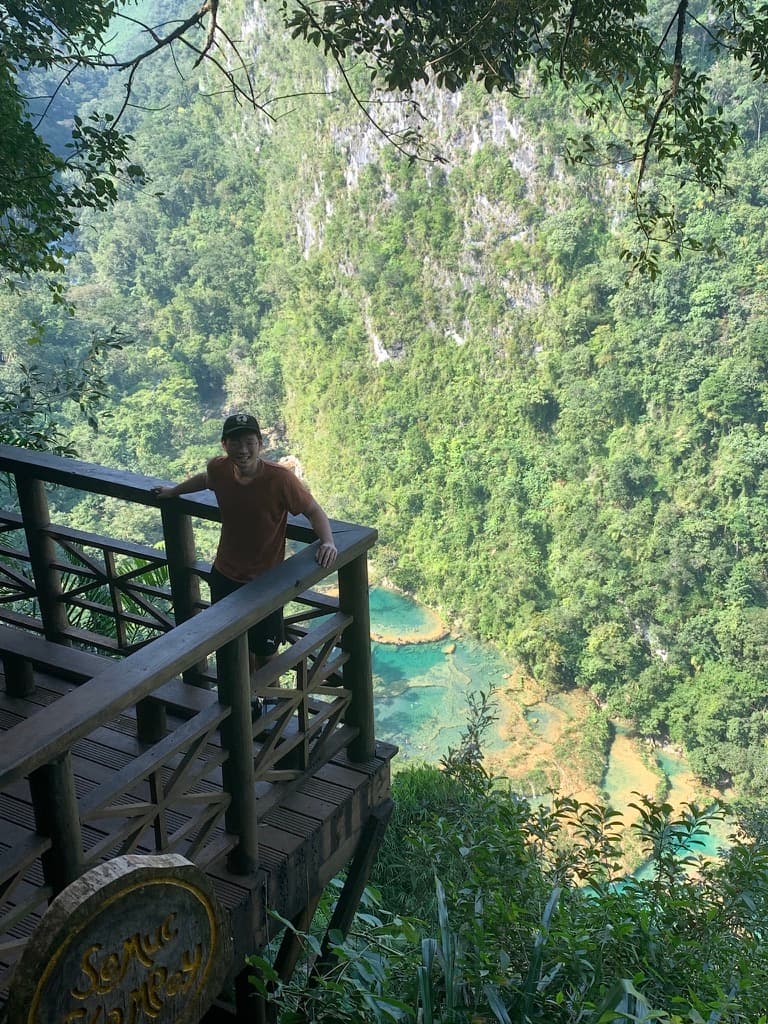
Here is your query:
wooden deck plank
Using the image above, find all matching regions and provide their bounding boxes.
[197,738,394,958]
[280,789,340,821]
[0,624,107,681]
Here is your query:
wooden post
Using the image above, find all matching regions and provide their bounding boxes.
[136,697,167,743]
[104,548,128,651]
[273,892,323,982]
[29,751,84,894]
[242,891,323,1024]
[338,553,375,762]
[160,503,207,686]
[235,966,272,1024]
[217,632,259,874]
[3,652,35,696]
[311,800,394,977]
[15,474,69,642]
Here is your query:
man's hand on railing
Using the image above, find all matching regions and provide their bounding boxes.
[315,540,338,569]
[306,500,338,569]
[151,473,208,500]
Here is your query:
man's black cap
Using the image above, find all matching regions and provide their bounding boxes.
[221,413,262,440]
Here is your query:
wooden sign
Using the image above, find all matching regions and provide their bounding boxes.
[8,854,232,1024]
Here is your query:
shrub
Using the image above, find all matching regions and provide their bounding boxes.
[248,694,768,1022]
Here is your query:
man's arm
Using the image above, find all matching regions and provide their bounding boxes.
[304,499,338,568]
[152,472,209,499]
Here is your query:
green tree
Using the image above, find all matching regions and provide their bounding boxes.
[0,0,256,292]
[0,2,146,296]
[250,729,768,1022]
[285,0,768,266]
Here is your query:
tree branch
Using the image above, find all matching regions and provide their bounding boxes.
[637,0,688,192]
[107,3,213,70]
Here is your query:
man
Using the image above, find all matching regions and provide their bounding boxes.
[153,413,337,698]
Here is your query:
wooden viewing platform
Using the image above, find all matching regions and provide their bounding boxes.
[0,444,395,1023]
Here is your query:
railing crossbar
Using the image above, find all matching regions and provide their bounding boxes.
[80,704,229,820]
[44,523,169,565]
[0,547,30,565]
[62,596,172,632]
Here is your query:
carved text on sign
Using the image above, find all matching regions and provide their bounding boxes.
[70,912,180,995]
[9,855,232,1024]
[60,912,204,1023]
[39,883,212,1024]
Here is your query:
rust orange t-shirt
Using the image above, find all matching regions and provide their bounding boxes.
[207,456,314,582]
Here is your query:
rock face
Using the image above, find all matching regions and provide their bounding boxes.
[278,453,303,477]
[290,73,554,365]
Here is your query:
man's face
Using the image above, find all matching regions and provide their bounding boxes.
[223,430,262,473]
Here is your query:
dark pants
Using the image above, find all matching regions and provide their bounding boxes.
[209,566,284,658]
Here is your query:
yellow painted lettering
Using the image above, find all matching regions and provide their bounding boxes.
[146,967,167,1014]
[160,913,178,943]
[62,1008,101,1024]
[127,981,155,1024]
[181,943,202,979]
[163,967,184,998]
[64,912,201,1023]
[62,1010,88,1024]
[136,925,162,962]
[70,944,103,1000]
[121,932,154,971]
[98,951,122,992]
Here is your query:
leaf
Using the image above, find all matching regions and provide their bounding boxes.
[484,983,513,1024]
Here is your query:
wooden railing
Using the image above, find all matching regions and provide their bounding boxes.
[0,444,378,981]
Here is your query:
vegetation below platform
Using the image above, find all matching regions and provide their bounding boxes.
[249,708,768,1023]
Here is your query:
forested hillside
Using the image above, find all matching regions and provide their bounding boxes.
[3,0,768,798]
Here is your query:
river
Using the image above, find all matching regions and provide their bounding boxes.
[369,586,733,857]
[369,586,510,762]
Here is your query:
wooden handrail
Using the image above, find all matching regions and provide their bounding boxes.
[0,534,374,787]
[0,443,378,783]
